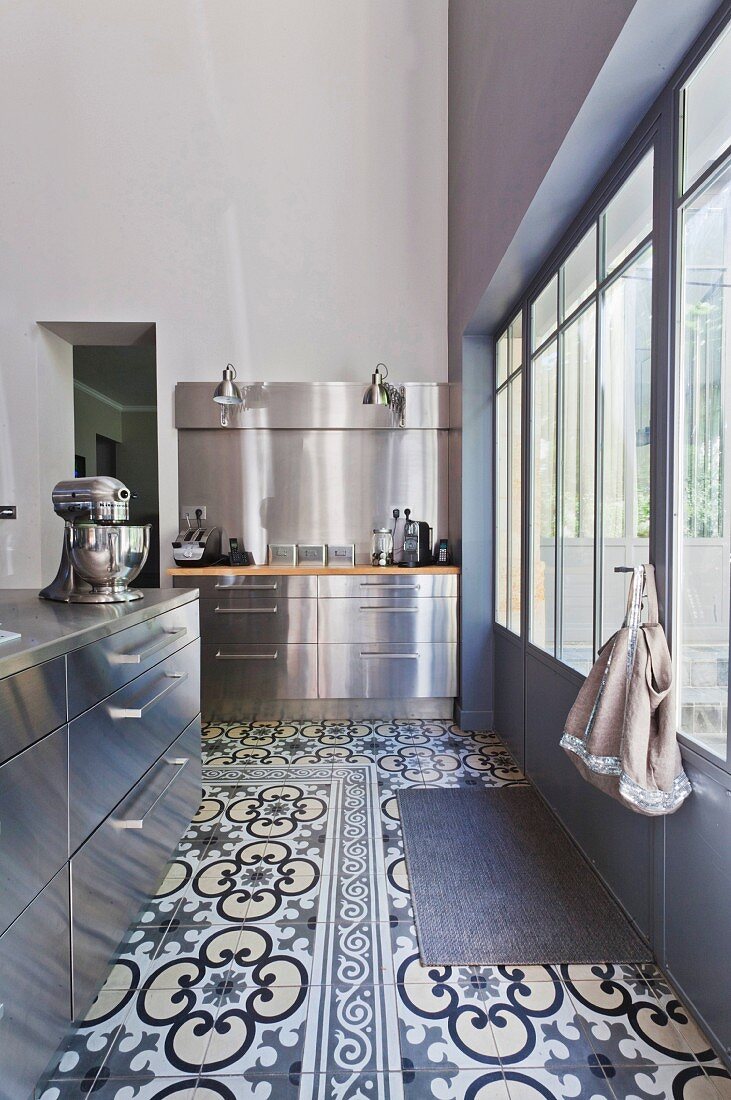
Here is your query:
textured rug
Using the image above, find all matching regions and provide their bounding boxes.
[398,786,653,966]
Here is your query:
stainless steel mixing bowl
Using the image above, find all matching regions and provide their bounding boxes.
[67,523,151,602]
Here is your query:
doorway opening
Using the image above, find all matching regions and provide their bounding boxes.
[72,344,160,587]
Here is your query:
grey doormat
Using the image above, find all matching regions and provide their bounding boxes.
[397,786,652,966]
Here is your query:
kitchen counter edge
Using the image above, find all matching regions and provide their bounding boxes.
[168,565,460,576]
[0,588,198,680]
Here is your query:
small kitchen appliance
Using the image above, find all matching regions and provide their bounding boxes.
[40,476,151,603]
[400,509,433,568]
[172,509,224,567]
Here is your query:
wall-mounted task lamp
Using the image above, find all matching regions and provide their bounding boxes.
[212,363,243,426]
[362,363,406,427]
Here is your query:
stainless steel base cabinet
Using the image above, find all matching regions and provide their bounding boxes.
[0,868,71,1100]
[0,726,68,936]
[70,716,202,1019]
[318,642,458,698]
[69,640,200,852]
[202,643,317,717]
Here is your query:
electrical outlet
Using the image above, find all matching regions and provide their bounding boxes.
[181,504,206,523]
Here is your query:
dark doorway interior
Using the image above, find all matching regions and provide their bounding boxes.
[95,434,117,478]
[72,345,159,587]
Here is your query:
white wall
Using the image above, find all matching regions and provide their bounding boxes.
[0,0,447,588]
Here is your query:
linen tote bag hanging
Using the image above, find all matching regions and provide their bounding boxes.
[560,564,691,816]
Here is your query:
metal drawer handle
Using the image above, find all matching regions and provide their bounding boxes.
[214,605,278,614]
[360,583,420,590]
[115,757,189,829]
[358,605,418,612]
[360,651,420,659]
[109,672,188,719]
[112,627,188,665]
[215,651,279,660]
[214,583,278,591]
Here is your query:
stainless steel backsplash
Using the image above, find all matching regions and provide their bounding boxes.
[176,383,449,565]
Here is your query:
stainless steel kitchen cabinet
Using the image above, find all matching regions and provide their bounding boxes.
[319,642,458,698]
[174,574,316,598]
[0,655,66,765]
[0,726,68,936]
[318,597,458,645]
[67,599,199,718]
[0,590,201,1100]
[202,642,318,714]
[173,569,459,713]
[68,639,200,852]
[0,868,71,1100]
[200,596,317,644]
[70,716,201,1018]
[318,574,458,598]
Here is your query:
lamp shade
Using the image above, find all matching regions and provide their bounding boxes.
[213,364,243,406]
[363,364,390,406]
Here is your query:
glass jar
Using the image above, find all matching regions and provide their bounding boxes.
[371,527,394,566]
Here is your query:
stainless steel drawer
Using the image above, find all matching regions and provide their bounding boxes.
[71,716,201,1019]
[0,727,68,936]
[318,597,457,644]
[319,643,457,698]
[318,573,458,598]
[174,574,317,597]
[69,639,200,852]
[0,656,66,766]
[202,643,317,717]
[67,600,200,718]
[200,597,317,644]
[0,868,71,1100]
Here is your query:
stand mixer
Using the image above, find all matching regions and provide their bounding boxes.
[39,476,151,603]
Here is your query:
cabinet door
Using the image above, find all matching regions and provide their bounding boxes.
[318,598,457,644]
[69,640,200,851]
[0,727,68,935]
[0,868,71,1100]
[318,643,457,698]
[67,600,199,718]
[199,597,317,643]
[71,717,201,1019]
[0,656,66,765]
[202,644,317,718]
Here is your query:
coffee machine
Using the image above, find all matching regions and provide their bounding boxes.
[39,476,151,603]
[400,508,433,568]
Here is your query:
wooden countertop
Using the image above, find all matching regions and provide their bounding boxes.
[167,564,460,576]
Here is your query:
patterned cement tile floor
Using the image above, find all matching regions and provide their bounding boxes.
[37,721,731,1100]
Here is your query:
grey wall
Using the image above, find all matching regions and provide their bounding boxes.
[448,0,636,377]
[447,0,636,725]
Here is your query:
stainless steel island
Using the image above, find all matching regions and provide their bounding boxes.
[0,588,201,1100]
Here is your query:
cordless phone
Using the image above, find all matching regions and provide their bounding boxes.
[228,537,247,565]
[436,538,450,564]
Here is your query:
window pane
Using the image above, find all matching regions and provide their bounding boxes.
[510,312,523,373]
[509,376,522,634]
[600,246,652,640]
[497,331,509,386]
[677,159,731,760]
[603,152,654,276]
[531,275,558,352]
[683,23,731,192]
[530,340,557,653]
[562,226,597,320]
[559,305,596,673]
[495,387,509,627]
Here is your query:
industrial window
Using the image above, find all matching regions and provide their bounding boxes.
[528,152,654,672]
[495,312,522,634]
[676,21,731,763]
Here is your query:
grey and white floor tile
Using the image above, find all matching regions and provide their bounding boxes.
[37,719,729,1100]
